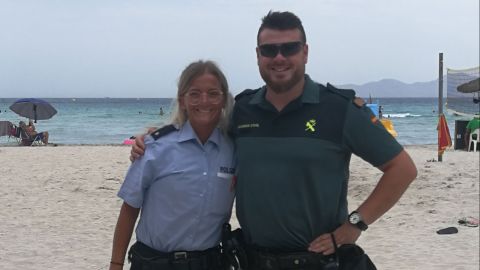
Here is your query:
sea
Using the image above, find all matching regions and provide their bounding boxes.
[0,97,476,146]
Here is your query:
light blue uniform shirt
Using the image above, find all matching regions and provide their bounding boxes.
[118,121,236,252]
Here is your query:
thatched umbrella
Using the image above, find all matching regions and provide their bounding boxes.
[457,78,480,93]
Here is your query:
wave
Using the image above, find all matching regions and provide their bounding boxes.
[383,113,421,118]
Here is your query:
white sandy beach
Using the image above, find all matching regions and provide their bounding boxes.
[0,145,478,270]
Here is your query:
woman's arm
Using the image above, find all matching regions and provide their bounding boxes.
[110,202,140,269]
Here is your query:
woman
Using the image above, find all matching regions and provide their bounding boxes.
[27,120,49,144]
[110,60,235,270]
[18,120,49,145]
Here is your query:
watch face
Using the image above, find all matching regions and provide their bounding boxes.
[349,213,360,224]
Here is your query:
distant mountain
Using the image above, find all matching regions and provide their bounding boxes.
[337,78,443,98]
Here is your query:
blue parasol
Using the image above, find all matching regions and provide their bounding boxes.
[9,98,57,123]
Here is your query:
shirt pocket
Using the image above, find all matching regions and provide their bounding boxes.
[210,173,235,215]
[156,169,198,196]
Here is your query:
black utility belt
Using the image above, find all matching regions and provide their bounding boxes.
[247,246,339,270]
[128,241,223,270]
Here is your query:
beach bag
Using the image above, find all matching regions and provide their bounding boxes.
[328,233,376,270]
[337,244,376,270]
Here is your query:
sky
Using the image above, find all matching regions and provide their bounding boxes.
[0,0,478,98]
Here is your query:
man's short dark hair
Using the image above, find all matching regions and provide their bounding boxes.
[257,11,307,45]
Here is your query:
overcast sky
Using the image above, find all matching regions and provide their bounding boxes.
[1,0,478,98]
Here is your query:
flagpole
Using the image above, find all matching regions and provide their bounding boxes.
[438,53,443,162]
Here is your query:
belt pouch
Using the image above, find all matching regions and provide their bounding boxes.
[337,244,376,270]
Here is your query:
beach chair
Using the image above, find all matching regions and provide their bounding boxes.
[0,121,12,137]
[17,122,45,146]
[19,127,45,146]
[0,121,20,143]
[468,128,479,152]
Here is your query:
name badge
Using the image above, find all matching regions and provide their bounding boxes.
[217,172,236,192]
[217,172,234,179]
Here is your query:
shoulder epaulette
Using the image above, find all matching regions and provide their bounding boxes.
[325,83,366,107]
[326,83,356,100]
[150,124,177,141]
[235,89,260,101]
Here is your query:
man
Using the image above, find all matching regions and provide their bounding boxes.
[132,11,417,270]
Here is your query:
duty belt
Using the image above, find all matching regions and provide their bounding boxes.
[128,241,224,270]
[247,247,339,270]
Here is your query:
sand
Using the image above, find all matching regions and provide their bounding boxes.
[0,145,478,269]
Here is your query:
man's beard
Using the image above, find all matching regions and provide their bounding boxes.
[260,67,304,94]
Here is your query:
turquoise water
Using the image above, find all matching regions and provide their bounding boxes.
[0,98,173,145]
[0,97,475,145]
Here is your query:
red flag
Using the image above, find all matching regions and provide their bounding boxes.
[438,114,452,155]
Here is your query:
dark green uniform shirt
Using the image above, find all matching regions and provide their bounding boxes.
[230,75,403,250]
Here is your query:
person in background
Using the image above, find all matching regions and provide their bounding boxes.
[110,60,235,270]
[20,120,49,145]
[131,11,417,270]
[27,119,49,145]
[464,115,480,150]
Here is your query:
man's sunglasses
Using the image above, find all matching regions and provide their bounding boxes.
[258,41,304,58]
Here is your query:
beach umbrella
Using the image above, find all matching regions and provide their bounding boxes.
[457,78,480,93]
[9,98,57,123]
[437,113,452,156]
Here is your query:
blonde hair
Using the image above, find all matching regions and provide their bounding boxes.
[170,60,233,133]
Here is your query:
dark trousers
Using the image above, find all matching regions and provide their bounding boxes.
[128,241,225,270]
[246,247,338,270]
[245,244,376,270]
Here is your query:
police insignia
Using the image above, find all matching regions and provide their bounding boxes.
[305,119,316,132]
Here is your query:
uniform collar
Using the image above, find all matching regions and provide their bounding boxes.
[178,120,221,146]
[249,74,321,106]
[301,75,321,104]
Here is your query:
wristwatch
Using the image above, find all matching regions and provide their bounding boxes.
[348,211,368,231]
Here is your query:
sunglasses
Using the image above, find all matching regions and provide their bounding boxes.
[258,41,304,58]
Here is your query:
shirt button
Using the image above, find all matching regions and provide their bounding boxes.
[203,172,207,175]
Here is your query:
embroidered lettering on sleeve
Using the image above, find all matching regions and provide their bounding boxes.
[237,123,260,129]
